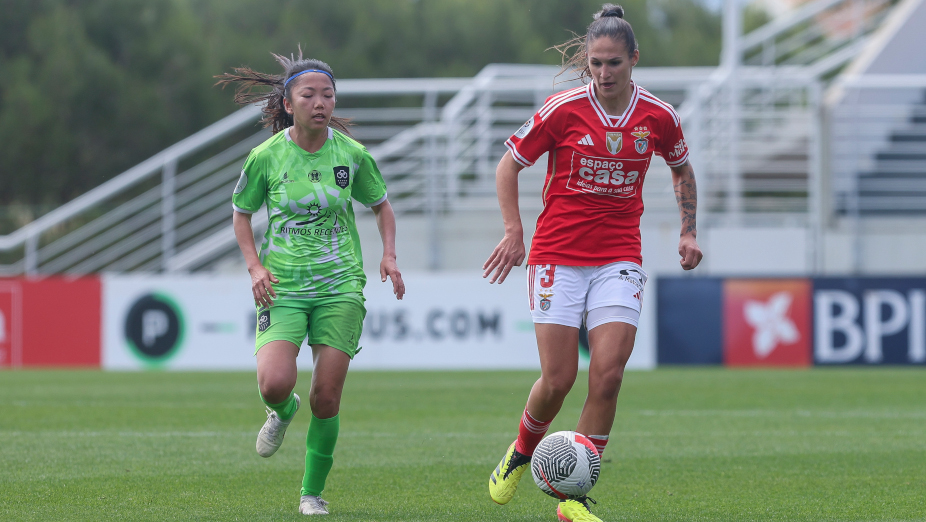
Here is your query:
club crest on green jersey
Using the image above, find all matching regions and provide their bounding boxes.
[309,170,321,183]
[333,166,350,188]
[258,309,270,332]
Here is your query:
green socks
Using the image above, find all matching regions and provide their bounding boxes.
[260,391,298,421]
[259,390,339,497]
[301,413,340,497]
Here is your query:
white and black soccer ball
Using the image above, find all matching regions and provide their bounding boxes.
[531,431,601,499]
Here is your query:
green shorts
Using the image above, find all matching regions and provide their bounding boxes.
[255,296,366,359]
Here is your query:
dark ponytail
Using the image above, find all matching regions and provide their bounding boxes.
[215,47,353,136]
[552,4,638,83]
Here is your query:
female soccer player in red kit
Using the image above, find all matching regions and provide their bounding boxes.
[484,4,702,521]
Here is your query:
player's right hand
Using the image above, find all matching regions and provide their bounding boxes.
[249,264,279,307]
[678,235,703,271]
[483,233,525,284]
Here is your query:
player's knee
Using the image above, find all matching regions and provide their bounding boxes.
[591,367,625,399]
[310,384,342,417]
[541,372,577,399]
[259,380,294,404]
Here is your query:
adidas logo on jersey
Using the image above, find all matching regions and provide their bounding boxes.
[578,134,594,146]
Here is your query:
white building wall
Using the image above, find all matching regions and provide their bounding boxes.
[355,211,926,277]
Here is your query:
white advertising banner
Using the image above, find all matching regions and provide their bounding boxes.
[353,272,539,369]
[102,272,655,371]
[102,274,257,370]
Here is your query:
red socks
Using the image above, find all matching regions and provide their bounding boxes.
[514,409,552,456]
[587,434,609,457]
[512,408,610,459]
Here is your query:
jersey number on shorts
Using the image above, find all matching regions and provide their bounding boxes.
[539,265,556,288]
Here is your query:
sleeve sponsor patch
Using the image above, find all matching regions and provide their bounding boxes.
[234,170,248,194]
[514,117,534,139]
[669,138,687,160]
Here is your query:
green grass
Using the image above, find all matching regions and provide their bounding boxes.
[1,369,924,521]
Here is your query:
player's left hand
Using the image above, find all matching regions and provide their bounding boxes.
[381,256,405,300]
[678,235,703,270]
[483,232,525,284]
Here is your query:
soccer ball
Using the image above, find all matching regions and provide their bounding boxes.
[531,431,601,499]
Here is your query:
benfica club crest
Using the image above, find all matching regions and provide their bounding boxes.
[605,132,622,155]
[631,129,650,154]
[538,291,553,311]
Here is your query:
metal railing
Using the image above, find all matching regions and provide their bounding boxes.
[742,0,893,67]
[0,78,471,275]
[683,68,823,222]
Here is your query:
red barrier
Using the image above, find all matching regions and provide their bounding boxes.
[0,277,101,368]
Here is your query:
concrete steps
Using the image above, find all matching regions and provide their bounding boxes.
[852,90,926,214]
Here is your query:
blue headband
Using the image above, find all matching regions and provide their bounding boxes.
[283,69,334,90]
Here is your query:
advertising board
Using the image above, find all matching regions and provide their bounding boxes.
[0,281,22,367]
[658,276,926,366]
[814,278,925,365]
[657,277,722,365]
[353,272,538,369]
[102,274,256,370]
[102,272,657,371]
[723,279,813,367]
[0,277,100,367]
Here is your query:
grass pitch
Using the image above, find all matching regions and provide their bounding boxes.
[1,368,924,521]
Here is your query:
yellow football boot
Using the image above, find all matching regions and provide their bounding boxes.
[488,441,531,505]
[557,496,602,522]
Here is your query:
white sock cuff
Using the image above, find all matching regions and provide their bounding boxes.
[587,434,609,454]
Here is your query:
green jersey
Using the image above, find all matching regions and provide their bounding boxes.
[232,127,387,300]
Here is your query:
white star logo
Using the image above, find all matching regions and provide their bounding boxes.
[743,292,799,358]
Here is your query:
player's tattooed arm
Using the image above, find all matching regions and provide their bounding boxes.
[670,160,703,270]
[671,160,698,237]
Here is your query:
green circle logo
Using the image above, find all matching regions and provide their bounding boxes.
[124,293,185,366]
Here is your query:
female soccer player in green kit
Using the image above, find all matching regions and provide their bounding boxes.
[218,51,405,516]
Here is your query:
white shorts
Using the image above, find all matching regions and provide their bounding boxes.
[527,261,647,329]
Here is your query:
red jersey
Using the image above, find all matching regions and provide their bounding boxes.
[506,81,689,266]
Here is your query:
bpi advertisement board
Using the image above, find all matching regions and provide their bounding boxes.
[102,272,656,371]
[814,278,924,365]
[658,277,926,366]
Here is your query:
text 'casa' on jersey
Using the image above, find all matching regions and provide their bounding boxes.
[505,81,689,266]
[232,127,387,300]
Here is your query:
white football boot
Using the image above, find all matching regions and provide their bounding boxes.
[256,393,300,458]
[299,495,330,515]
